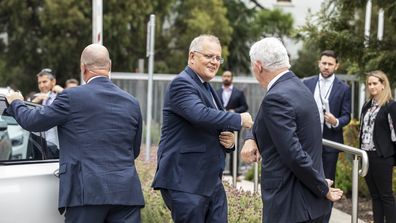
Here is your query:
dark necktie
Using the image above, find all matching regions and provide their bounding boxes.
[203,82,211,94]
[203,82,219,109]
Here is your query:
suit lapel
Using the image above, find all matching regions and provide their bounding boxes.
[227,88,236,107]
[307,77,319,94]
[328,77,341,106]
[184,67,219,109]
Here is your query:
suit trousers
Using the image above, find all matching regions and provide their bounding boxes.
[160,182,227,223]
[64,204,141,223]
[298,215,324,223]
[322,150,339,223]
[365,151,396,223]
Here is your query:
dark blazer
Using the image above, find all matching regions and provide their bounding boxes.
[216,87,248,113]
[303,76,351,153]
[254,72,330,222]
[360,100,396,158]
[152,66,241,197]
[6,77,144,211]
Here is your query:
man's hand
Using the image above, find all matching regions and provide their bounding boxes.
[241,139,260,163]
[6,91,24,104]
[31,93,49,104]
[240,112,253,128]
[324,112,337,126]
[52,85,64,94]
[326,187,343,202]
[219,131,235,149]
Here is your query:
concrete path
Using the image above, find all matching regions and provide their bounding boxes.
[223,176,365,223]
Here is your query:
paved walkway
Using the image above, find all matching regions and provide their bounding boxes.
[223,176,365,223]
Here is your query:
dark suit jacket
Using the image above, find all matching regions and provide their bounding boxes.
[254,72,330,222]
[7,77,145,210]
[152,66,241,197]
[360,100,396,158]
[303,76,351,153]
[216,87,248,113]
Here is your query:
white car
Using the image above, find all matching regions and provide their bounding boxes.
[0,96,63,223]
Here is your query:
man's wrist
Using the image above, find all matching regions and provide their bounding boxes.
[331,118,339,128]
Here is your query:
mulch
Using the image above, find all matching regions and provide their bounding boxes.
[333,196,373,223]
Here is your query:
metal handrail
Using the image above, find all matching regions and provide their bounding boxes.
[249,139,368,223]
[323,139,368,177]
[322,139,368,223]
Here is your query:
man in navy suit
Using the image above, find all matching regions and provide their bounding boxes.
[241,37,343,223]
[152,34,253,223]
[216,71,248,177]
[302,50,351,222]
[6,44,144,223]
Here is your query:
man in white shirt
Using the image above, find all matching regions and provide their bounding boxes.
[216,71,248,178]
[31,69,62,148]
[303,50,351,223]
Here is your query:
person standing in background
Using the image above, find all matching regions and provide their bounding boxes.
[65,78,79,88]
[216,70,248,178]
[31,68,63,148]
[303,50,351,222]
[359,70,396,223]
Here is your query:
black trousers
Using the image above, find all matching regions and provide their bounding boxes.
[160,183,227,223]
[365,151,396,223]
[298,215,324,223]
[64,205,141,223]
[322,151,339,223]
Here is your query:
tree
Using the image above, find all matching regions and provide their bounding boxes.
[162,0,233,74]
[223,1,294,75]
[223,0,256,74]
[0,0,175,93]
[296,0,396,84]
[0,0,91,93]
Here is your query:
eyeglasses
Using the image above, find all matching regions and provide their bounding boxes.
[40,68,53,74]
[194,51,224,64]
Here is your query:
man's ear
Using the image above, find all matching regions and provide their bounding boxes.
[334,63,339,71]
[189,51,195,64]
[254,61,263,73]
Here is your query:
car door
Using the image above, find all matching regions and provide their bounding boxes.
[0,97,63,223]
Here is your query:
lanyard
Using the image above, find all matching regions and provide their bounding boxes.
[317,80,333,105]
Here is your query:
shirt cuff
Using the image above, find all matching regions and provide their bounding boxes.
[332,118,339,128]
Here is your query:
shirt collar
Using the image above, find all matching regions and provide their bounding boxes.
[319,73,335,83]
[87,75,106,84]
[222,85,233,91]
[268,70,289,90]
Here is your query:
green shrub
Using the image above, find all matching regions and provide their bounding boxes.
[243,163,261,182]
[136,149,263,223]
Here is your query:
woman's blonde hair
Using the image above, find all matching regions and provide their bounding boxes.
[366,70,393,106]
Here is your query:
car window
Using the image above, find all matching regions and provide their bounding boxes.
[0,98,59,162]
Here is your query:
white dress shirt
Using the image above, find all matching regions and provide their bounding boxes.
[314,74,338,131]
[222,85,233,107]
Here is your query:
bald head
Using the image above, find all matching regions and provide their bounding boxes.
[80,44,111,81]
[80,44,111,70]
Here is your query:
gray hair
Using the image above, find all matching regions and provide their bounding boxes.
[37,68,55,80]
[189,34,221,52]
[249,37,290,71]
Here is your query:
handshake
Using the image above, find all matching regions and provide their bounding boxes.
[240,112,253,128]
